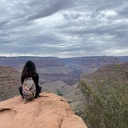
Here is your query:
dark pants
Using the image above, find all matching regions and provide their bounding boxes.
[19,85,42,99]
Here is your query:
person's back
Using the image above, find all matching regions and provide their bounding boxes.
[19,60,42,100]
[22,77,36,100]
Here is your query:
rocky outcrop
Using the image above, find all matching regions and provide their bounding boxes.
[42,81,85,115]
[0,66,21,101]
[0,92,87,128]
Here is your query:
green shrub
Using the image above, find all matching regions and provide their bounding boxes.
[79,80,128,128]
[56,90,63,96]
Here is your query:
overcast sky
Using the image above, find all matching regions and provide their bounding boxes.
[0,0,128,58]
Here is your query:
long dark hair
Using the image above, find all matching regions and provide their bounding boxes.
[22,60,37,77]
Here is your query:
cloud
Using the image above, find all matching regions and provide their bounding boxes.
[26,0,72,21]
[0,0,128,57]
[118,6,128,17]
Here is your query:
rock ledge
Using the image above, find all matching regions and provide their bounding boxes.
[0,92,87,128]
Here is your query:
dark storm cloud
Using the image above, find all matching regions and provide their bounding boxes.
[26,0,71,21]
[117,6,128,17]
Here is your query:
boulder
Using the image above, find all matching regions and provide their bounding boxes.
[0,92,87,128]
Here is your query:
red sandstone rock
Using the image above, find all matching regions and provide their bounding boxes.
[0,92,87,128]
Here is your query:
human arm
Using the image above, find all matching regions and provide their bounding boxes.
[21,76,24,85]
[33,74,39,86]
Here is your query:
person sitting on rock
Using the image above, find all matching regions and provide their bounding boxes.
[19,60,42,99]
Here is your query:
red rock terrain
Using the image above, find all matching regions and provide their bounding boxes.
[0,66,21,101]
[0,92,87,128]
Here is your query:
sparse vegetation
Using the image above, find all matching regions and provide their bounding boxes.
[56,90,63,96]
[79,79,128,128]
